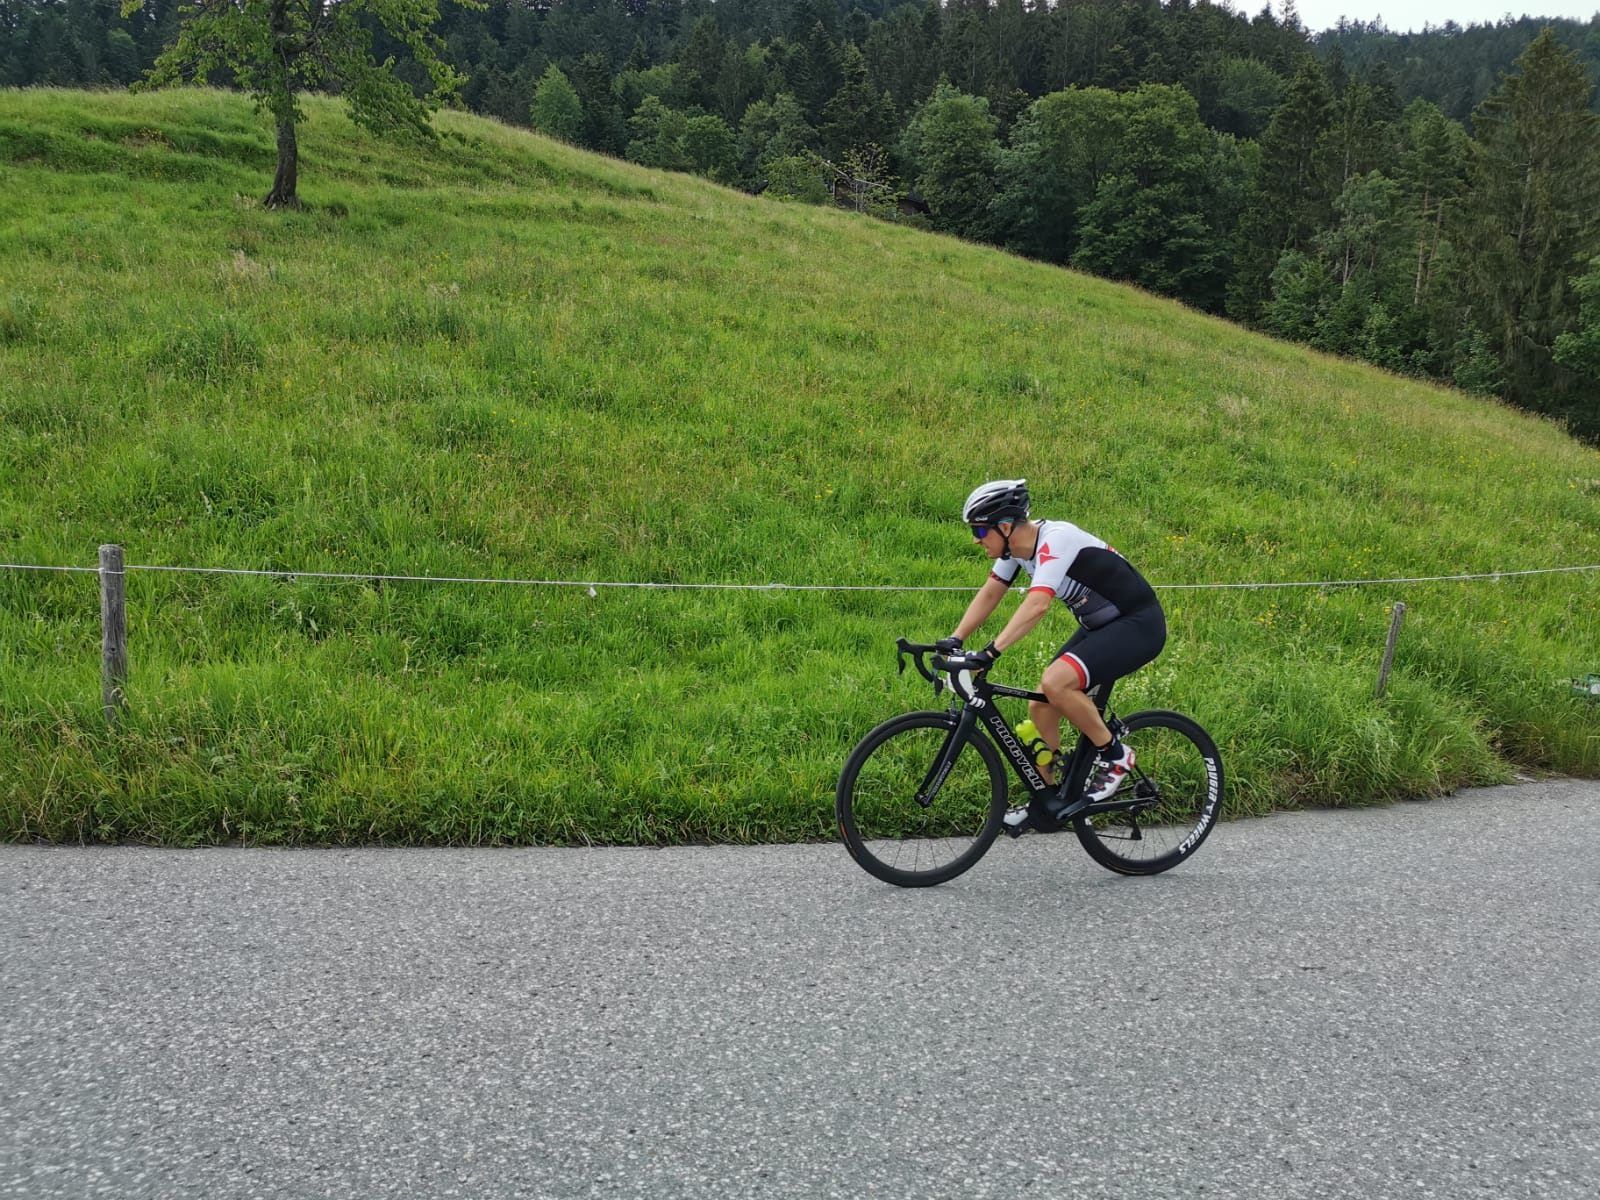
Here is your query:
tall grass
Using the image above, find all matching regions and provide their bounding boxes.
[2,88,1598,844]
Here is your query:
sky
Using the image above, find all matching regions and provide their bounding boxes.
[1286,0,1600,34]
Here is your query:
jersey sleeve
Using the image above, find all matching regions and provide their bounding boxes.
[989,558,1021,588]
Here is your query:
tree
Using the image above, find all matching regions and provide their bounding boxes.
[1262,250,1335,342]
[738,91,816,182]
[681,112,737,182]
[900,80,998,238]
[530,65,584,144]
[764,154,830,203]
[1397,99,1466,305]
[1554,259,1600,379]
[1209,55,1286,139]
[713,40,766,125]
[1319,170,1403,287]
[675,13,724,113]
[124,0,476,208]
[1459,29,1600,416]
[835,143,902,218]
[626,94,690,169]
[990,86,1126,263]
[820,42,895,157]
[1553,258,1600,439]
[1072,85,1225,307]
[570,51,626,155]
[1229,55,1334,319]
[1322,68,1401,194]
[939,0,985,96]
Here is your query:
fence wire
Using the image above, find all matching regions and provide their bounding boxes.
[4,560,1600,592]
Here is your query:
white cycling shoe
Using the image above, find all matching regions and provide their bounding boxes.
[1084,745,1136,802]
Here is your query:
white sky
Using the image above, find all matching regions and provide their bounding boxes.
[1286,0,1599,34]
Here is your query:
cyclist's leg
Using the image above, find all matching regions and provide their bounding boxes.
[1040,655,1111,748]
[1029,629,1091,782]
[1042,605,1169,746]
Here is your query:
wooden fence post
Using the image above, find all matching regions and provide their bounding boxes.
[1375,601,1406,699]
[99,544,126,725]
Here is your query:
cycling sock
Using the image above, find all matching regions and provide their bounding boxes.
[1096,736,1125,761]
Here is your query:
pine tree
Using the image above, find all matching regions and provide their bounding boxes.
[1397,99,1466,305]
[571,51,626,155]
[676,13,724,113]
[820,42,894,157]
[1228,55,1334,319]
[1459,28,1600,415]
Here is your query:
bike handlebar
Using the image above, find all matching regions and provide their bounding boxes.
[895,638,991,689]
[895,638,939,683]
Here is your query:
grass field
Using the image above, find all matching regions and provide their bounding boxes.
[3,87,1599,845]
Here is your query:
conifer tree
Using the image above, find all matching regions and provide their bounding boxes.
[676,14,725,114]
[1228,55,1333,319]
[1459,28,1600,414]
[1397,99,1466,304]
[820,42,894,157]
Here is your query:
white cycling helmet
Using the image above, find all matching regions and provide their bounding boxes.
[961,479,1030,526]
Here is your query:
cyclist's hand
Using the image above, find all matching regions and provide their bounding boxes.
[934,635,964,654]
[967,642,1002,671]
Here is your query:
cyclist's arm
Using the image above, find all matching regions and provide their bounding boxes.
[950,575,1011,642]
[992,588,1053,652]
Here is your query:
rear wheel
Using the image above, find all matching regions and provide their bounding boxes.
[1072,709,1223,876]
[836,710,1008,887]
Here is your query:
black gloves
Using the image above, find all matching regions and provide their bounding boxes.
[935,635,964,653]
[967,642,1002,670]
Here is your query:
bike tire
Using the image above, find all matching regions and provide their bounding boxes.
[836,710,1008,888]
[1072,709,1224,876]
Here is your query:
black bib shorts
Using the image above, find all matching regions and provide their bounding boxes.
[1055,602,1167,692]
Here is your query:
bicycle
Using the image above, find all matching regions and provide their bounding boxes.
[835,639,1225,888]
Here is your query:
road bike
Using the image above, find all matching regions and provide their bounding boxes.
[836,639,1224,887]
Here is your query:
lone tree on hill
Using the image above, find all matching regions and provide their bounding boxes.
[122,0,477,208]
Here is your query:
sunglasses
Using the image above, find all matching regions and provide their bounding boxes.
[970,525,993,540]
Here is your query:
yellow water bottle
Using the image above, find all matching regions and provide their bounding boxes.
[1015,719,1055,768]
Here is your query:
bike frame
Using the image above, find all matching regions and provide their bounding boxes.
[898,639,1139,822]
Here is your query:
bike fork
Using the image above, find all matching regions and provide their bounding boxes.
[913,707,978,808]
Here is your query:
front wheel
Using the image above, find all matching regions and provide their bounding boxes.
[1073,709,1224,876]
[836,710,1008,887]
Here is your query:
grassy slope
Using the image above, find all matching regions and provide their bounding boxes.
[2,87,1598,845]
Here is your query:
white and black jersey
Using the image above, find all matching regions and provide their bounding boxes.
[989,520,1158,630]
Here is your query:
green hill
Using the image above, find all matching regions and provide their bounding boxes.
[3,88,1598,845]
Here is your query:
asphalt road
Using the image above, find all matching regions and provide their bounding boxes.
[2,780,1597,1199]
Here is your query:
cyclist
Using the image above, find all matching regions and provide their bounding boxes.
[937,479,1167,832]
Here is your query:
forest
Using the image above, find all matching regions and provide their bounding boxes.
[5,0,1600,437]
